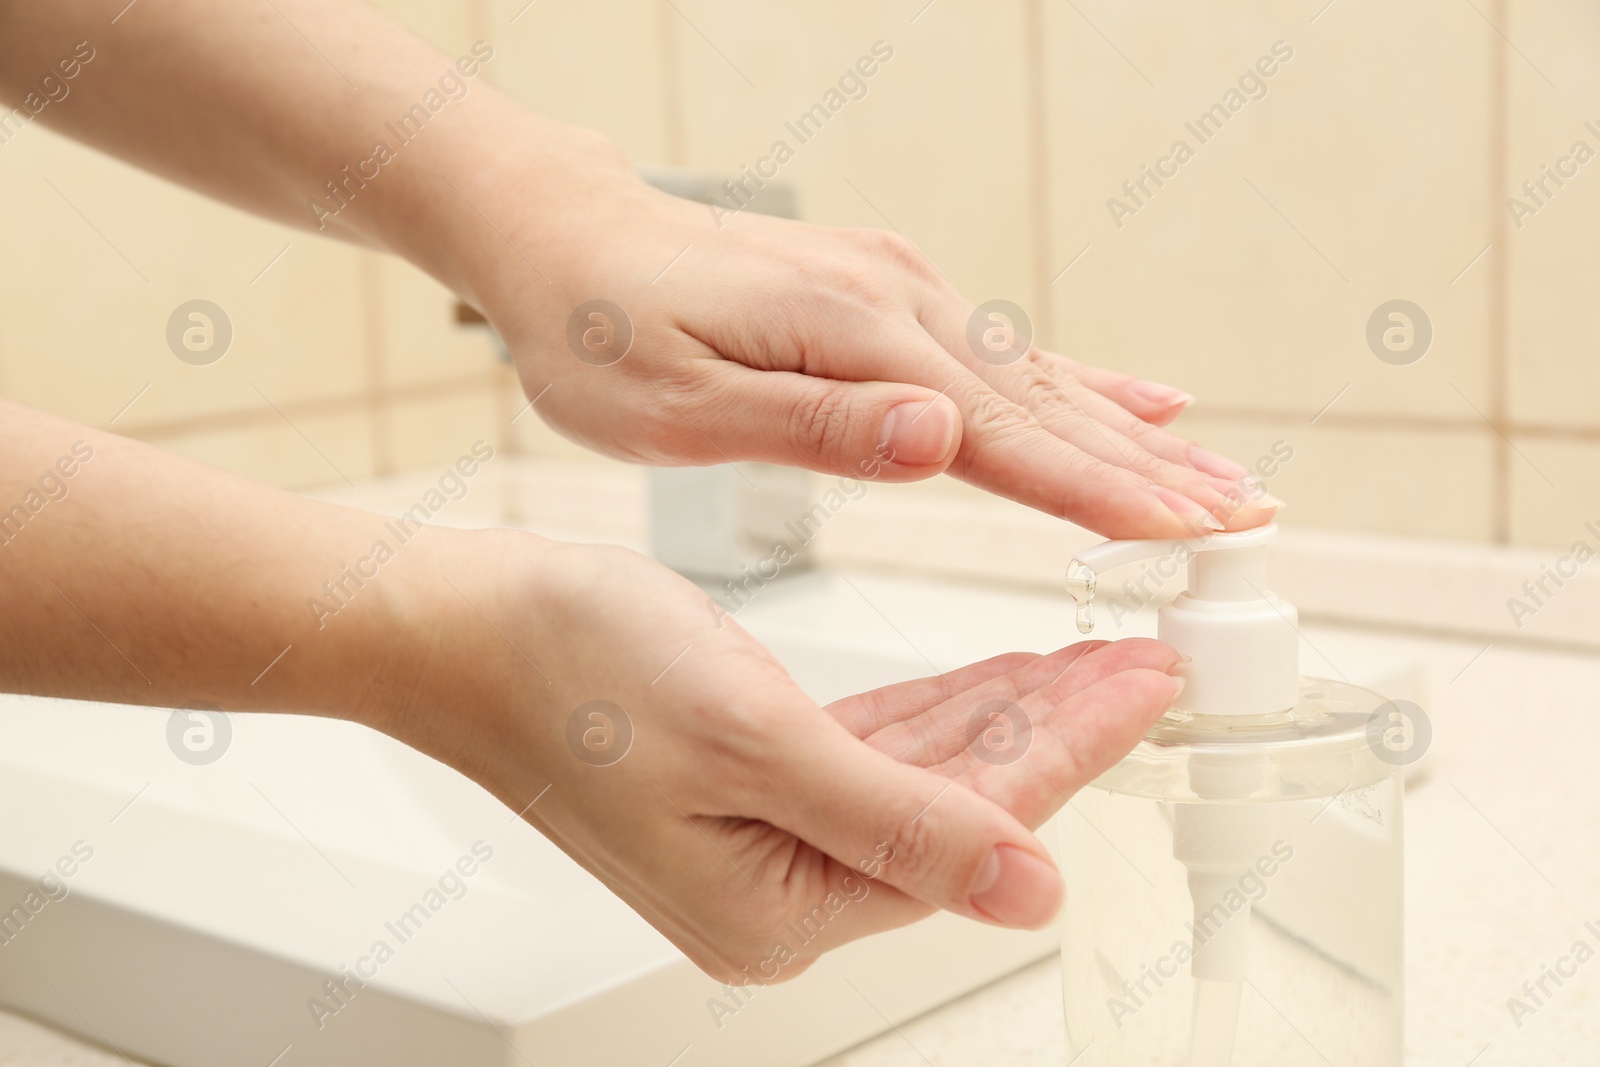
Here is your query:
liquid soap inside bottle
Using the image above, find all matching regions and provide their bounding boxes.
[1060,683,1405,1067]
[1186,979,1242,1067]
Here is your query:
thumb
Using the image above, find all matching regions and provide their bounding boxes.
[693,361,961,480]
[760,715,1064,930]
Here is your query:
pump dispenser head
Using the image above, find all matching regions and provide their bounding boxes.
[1067,523,1298,717]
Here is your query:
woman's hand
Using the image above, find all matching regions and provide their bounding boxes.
[1,0,1278,542]
[0,400,1180,984]
[387,530,1184,981]
[443,128,1279,541]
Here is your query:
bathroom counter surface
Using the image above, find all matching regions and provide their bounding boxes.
[813,621,1600,1067]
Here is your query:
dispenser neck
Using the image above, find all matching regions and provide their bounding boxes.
[1188,544,1267,602]
[1160,559,1300,716]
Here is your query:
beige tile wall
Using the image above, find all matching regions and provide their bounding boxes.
[0,0,505,494]
[1044,0,1502,540]
[667,0,1040,309]
[2,0,1592,548]
[1501,0,1600,547]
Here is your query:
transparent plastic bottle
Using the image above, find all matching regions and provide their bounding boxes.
[1059,526,1403,1067]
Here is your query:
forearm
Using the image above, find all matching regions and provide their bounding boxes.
[0,0,587,307]
[0,398,456,724]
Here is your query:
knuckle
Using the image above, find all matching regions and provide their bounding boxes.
[964,389,1038,442]
[1057,444,1110,482]
[1122,449,1170,480]
[777,255,902,336]
[870,230,934,273]
[1004,361,1168,478]
[868,228,915,259]
[703,701,790,760]
[883,801,960,891]
[631,369,722,464]
[1021,347,1079,388]
[854,228,935,279]
[1009,360,1076,417]
[1118,417,1164,448]
[827,263,900,313]
[688,687,805,776]
[787,386,856,464]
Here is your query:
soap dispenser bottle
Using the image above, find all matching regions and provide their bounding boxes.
[1058,524,1402,1067]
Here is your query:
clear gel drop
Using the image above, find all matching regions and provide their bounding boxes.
[1066,559,1097,634]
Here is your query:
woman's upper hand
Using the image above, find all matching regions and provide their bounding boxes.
[0,0,1277,543]
[451,133,1281,541]
[390,531,1184,983]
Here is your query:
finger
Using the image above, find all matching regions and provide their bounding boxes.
[1012,358,1285,529]
[1033,351,1200,467]
[916,304,1236,522]
[932,383,1222,536]
[1185,447,1288,530]
[680,358,962,480]
[1050,356,1193,426]
[1204,474,1287,531]
[958,667,1183,827]
[736,658,1177,970]
[1014,358,1280,530]
[873,638,1176,767]
[825,650,1045,738]
[1003,368,1228,510]
[758,714,1065,930]
[694,295,1219,538]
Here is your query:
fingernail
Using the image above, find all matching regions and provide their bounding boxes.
[879,399,956,467]
[1167,674,1187,710]
[1187,444,1249,480]
[1151,485,1225,531]
[969,844,1064,929]
[1168,655,1194,677]
[1205,475,1287,520]
[1131,380,1195,411]
[1234,475,1288,511]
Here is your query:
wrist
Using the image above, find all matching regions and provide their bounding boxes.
[356,524,559,774]
[354,92,640,317]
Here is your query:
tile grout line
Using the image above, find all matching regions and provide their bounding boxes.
[496,362,520,467]
[658,0,688,168]
[109,371,501,443]
[1489,0,1511,544]
[360,252,397,478]
[468,0,492,84]
[1023,0,1056,350]
[1187,406,1600,443]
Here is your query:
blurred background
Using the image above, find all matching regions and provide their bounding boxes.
[7,4,1600,1064]
[8,0,1598,551]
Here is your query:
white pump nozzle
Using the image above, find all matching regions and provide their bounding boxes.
[1068,523,1299,717]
